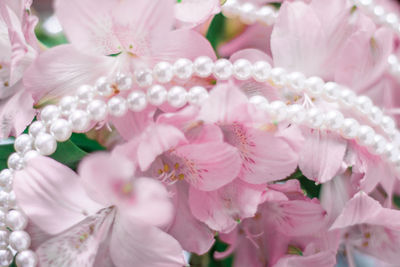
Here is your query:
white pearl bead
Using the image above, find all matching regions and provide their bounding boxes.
[239,2,256,24]
[76,85,95,106]
[127,91,147,112]
[6,210,27,230]
[135,69,153,87]
[249,95,269,111]
[0,192,10,209]
[385,12,398,28]
[153,62,173,83]
[233,59,252,80]
[287,104,306,124]
[359,0,372,7]
[368,134,387,155]
[382,116,396,133]
[373,5,386,22]
[370,106,383,124]
[173,59,193,80]
[339,89,357,107]
[0,230,9,249]
[14,134,33,154]
[385,143,400,163]
[341,118,360,139]
[59,96,78,117]
[213,59,233,80]
[188,86,208,106]
[0,249,12,266]
[23,150,40,164]
[268,101,287,122]
[8,153,24,171]
[87,99,108,121]
[356,96,373,114]
[221,0,239,18]
[16,250,38,267]
[357,125,375,146]
[147,85,167,106]
[323,82,340,101]
[252,61,271,82]
[115,73,133,91]
[270,68,286,87]
[28,121,46,139]
[34,133,57,155]
[168,86,187,108]
[286,72,306,93]
[50,119,72,142]
[108,96,127,117]
[256,6,276,25]
[40,105,60,124]
[325,110,344,130]
[95,77,113,97]
[0,170,12,192]
[7,192,16,209]
[305,76,324,96]
[194,56,214,78]
[9,231,30,252]
[69,110,90,132]
[306,108,325,129]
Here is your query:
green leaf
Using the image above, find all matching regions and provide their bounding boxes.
[206,13,226,55]
[70,133,106,153]
[50,140,87,170]
[0,142,15,170]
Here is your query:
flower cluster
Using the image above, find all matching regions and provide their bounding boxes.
[1,0,400,266]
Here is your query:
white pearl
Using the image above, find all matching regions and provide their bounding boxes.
[0,249,12,266]
[127,91,147,112]
[168,86,187,108]
[173,59,193,80]
[76,85,95,106]
[23,150,40,164]
[9,231,30,252]
[252,61,271,82]
[95,77,113,97]
[0,230,9,249]
[239,2,256,24]
[341,118,360,139]
[370,106,383,124]
[69,110,90,132]
[382,116,396,133]
[356,96,373,114]
[6,210,27,230]
[384,143,400,163]
[14,134,33,154]
[115,73,133,91]
[306,108,325,129]
[359,0,372,7]
[8,153,24,171]
[373,5,386,23]
[188,86,208,105]
[233,59,252,80]
[0,170,12,192]
[385,13,398,28]
[194,56,214,78]
[305,76,324,96]
[40,105,60,124]
[213,59,233,80]
[323,82,340,101]
[287,104,306,124]
[357,125,375,146]
[270,68,286,87]
[59,96,78,117]
[221,0,239,18]
[7,192,16,209]
[16,250,38,267]
[153,62,173,83]
[28,121,45,138]
[50,119,72,142]
[0,193,10,209]
[249,95,269,111]
[147,85,167,106]
[108,96,127,117]
[368,134,387,155]
[135,69,153,87]
[87,99,108,121]
[325,110,344,130]
[34,133,57,155]
[286,72,306,93]
[268,101,287,122]
[256,6,276,25]
[339,89,357,107]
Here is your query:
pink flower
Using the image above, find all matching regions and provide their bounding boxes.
[175,0,220,28]
[13,154,186,267]
[0,0,38,137]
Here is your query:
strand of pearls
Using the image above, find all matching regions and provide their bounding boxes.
[221,0,278,25]
[249,95,400,173]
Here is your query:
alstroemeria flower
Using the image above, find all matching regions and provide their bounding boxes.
[174,0,220,28]
[0,0,38,137]
[14,154,186,267]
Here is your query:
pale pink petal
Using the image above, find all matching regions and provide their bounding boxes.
[14,156,102,235]
[298,130,347,184]
[36,208,114,267]
[23,44,116,103]
[174,0,220,27]
[110,214,185,267]
[189,180,265,232]
[174,141,241,191]
[272,251,337,267]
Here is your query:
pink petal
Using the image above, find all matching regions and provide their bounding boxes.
[174,141,241,191]
[189,180,264,232]
[110,214,185,267]
[273,251,337,267]
[14,156,102,235]
[298,130,347,184]
[36,208,114,267]
[174,0,220,27]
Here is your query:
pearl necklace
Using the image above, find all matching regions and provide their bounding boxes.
[2,56,400,265]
